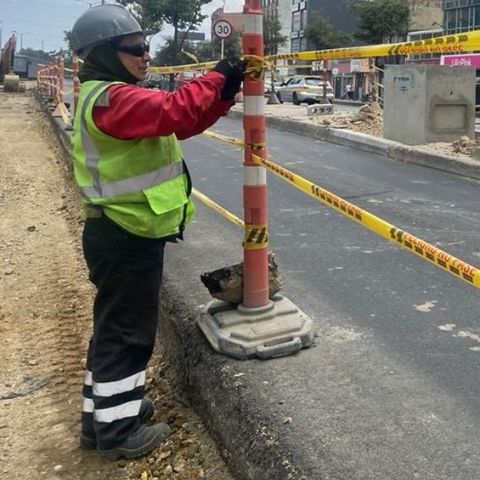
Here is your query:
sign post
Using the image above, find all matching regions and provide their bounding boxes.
[213,19,233,59]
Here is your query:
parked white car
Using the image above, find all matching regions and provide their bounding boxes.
[276,76,334,105]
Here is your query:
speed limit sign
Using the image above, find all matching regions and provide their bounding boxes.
[213,20,233,40]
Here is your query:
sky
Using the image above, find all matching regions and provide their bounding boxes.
[0,0,244,53]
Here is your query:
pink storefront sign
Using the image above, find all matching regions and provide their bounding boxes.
[440,54,480,68]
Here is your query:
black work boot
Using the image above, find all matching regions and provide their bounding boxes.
[98,422,170,460]
[80,397,154,450]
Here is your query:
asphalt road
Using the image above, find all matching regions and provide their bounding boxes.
[177,116,480,479]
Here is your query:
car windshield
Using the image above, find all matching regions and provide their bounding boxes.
[305,78,323,86]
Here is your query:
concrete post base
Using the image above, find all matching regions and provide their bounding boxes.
[197,294,315,360]
[266,92,281,105]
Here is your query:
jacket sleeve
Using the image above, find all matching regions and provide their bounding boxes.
[92,71,234,140]
[175,97,234,140]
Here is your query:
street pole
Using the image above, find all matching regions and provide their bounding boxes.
[242,0,269,308]
[220,39,224,59]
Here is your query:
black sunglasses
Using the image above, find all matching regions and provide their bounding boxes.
[114,42,150,57]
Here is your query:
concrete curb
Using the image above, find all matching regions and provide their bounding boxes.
[157,283,302,480]
[228,109,480,181]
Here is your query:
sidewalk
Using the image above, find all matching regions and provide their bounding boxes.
[40,92,480,480]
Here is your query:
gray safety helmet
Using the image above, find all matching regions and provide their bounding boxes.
[71,4,143,59]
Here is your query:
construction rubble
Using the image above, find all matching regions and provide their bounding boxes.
[242,101,479,160]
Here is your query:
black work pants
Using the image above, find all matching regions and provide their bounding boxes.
[81,216,166,450]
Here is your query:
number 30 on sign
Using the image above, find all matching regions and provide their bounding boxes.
[214,20,233,39]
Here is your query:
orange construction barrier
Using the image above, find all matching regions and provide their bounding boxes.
[242,0,269,308]
[72,54,80,117]
[58,57,65,105]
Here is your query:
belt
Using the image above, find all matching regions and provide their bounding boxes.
[84,205,103,219]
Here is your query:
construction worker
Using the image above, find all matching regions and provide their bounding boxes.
[71,4,245,460]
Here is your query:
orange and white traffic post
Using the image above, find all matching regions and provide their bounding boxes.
[72,54,81,117]
[52,62,58,103]
[242,0,269,309]
[58,57,65,106]
[197,0,315,360]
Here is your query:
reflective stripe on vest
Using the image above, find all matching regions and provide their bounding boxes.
[79,81,183,199]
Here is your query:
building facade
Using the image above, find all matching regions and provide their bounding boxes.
[261,0,291,55]
[290,0,358,53]
[443,0,480,34]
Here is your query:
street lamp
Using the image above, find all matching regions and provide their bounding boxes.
[18,31,30,50]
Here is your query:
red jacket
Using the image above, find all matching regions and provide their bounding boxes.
[92,71,234,140]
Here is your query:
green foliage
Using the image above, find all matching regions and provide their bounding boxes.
[212,30,242,60]
[152,39,195,65]
[139,0,212,66]
[304,11,353,50]
[64,30,73,51]
[115,0,164,35]
[352,0,410,44]
[263,12,287,55]
[151,30,241,66]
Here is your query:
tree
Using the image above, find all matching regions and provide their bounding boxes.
[304,11,352,50]
[152,30,241,66]
[119,0,211,90]
[353,0,409,44]
[263,11,287,56]
[116,0,164,35]
[210,30,242,60]
[147,0,212,67]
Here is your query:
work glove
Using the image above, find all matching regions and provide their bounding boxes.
[213,58,247,101]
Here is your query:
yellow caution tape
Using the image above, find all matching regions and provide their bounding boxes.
[243,224,269,250]
[148,61,216,75]
[149,29,480,75]
[192,188,268,251]
[202,130,480,288]
[265,30,480,62]
[203,129,244,148]
[253,153,480,288]
[181,49,200,64]
[191,187,244,228]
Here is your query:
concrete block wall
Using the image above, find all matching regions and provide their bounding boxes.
[383,65,475,145]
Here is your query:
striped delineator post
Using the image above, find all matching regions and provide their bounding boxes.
[72,55,81,117]
[242,0,269,309]
[51,63,57,102]
[47,65,52,99]
[58,57,65,106]
[196,0,315,360]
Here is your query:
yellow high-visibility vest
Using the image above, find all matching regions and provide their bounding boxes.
[72,80,195,238]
